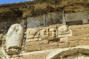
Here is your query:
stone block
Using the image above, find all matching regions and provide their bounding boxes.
[69,41,78,47]
[40,42,58,50]
[24,41,40,52]
[60,37,68,43]
[39,40,48,44]
[79,40,89,45]
[59,42,69,48]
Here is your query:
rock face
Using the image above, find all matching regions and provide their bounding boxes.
[26,24,72,42]
[1,24,89,59]
[65,11,89,25]
[24,24,72,52]
[6,24,24,55]
[27,13,62,28]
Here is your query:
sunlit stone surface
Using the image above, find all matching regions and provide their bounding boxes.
[26,24,72,41]
[6,24,24,55]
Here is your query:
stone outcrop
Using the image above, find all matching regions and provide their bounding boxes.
[24,24,72,52]
[65,11,89,25]
[0,24,89,59]
[23,24,89,52]
[26,24,72,42]
[1,23,89,59]
[0,0,89,59]
[27,13,62,28]
[6,24,24,55]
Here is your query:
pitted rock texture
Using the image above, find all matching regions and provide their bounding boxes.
[23,24,89,52]
[6,24,24,55]
[26,24,72,42]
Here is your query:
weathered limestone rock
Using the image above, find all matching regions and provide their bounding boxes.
[60,37,68,43]
[69,24,89,36]
[58,25,72,38]
[24,41,40,52]
[26,24,72,42]
[6,24,24,55]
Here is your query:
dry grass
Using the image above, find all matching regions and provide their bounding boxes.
[0,0,89,17]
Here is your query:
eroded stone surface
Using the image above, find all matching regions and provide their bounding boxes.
[6,24,24,55]
[24,24,89,52]
[1,24,89,59]
[26,24,72,42]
